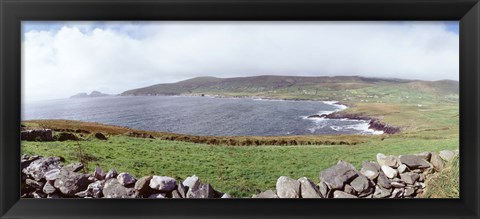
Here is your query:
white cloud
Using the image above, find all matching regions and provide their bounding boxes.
[22,21,459,102]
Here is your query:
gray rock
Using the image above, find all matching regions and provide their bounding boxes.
[430,152,445,172]
[381,165,398,179]
[186,183,215,198]
[172,189,183,198]
[177,181,187,197]
[149,176,177,192]
[134,176,153,195]
[252,190,279,198]
[390,181,406,188]
[376,153,399,167]
[47,194,62,198]
[276,176,300,198]
[350,175,371,194]
[148,193,166,198]
[182,175,199,191]
[415,152,432,162]
[404,187,415,197]
[373,185,391,198]
[43,181,57,194]
[62,163,84,172]
[117,172,136,186]
[397,164,408,174]
[319,161,358,190]
[105,169,118,180]
[26,179,44,191]
[44,168,61,181]
[23,157,63,181]
[400,172,420,185]
[102,179,136,198]
[221,193,232,198]
[399,155,431,169]
[439,150,456,162]
[361,161,380,180]
[333,190,358,198]
[344,184,355,195]
[318,180,329,198]
[390,188,405,198]
[77,180,104,198]
[298,177,321,198]
[53,170,90,196]
[32,191,47,198]
[94,166,106,180]
[376,172,391,189]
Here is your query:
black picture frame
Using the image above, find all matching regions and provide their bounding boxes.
[1,0,479,218]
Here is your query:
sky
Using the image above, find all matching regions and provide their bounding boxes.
[22,21,459,102]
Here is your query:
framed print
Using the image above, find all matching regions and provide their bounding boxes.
[1,0,479,218]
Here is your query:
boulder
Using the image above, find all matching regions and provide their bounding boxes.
[373,185,392,198]
[390,181,406,188]
[276,176,300,198]
[360,161,380,180]
[171,189,184,198]
[182,175,199,191]
[319,161,358,190]
[21,129,53,141]
[298,177,321,198]
[94,133,108,140]
[350,175,371,194]
[344,184,355,195]
[117,172,136,186]
[221,193,232,198]
[439,150,456,162]
[134,176,153,195]
[76,180,104,198]
[56,132,79,141]
[400,172,420,185]
[102,179,136,198]
[333,190,358,198]
[44,168,61,181]
[390,188,405,198]
[399,155,431,169]
[94,167,106,180]
[376,172,392,189]
[42,181,57,194]
[404,187,415,197]
[105,169,118,180]
[26,179,44,190]
[32,191,47,198]
[429,152,444,172]
[381,165,398,179]
[318,181,329,198]
[149,176,177,192]
[186,183,215,198]
[62,163,84,172]
[53,170,90,196]
[252,190,279,198]
[23,156,63,181]
[397,164,408,174]
[415,152,432,162]
[376,153,399,167]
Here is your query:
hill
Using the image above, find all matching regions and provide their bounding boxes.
[70,91,111,99]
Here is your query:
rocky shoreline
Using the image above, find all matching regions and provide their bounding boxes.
[21,149,458,199]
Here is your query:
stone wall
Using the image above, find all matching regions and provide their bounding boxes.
[21,150,458,198]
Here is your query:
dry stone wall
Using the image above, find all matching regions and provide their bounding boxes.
[21,149,458,199]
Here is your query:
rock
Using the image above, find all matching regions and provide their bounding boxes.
[404,187,415,197]
[47,194,62,198]
[415,152,432,161]
[360,161,380,180]
[105,169,118,180]
[117,172,136,186]
[149,176,177,192]
[77,180,104,198]
[439,150,456,162]
[252,190,279,198]
[56,132,79,141]
[390,188,405,198]
[94,167,106,180]
[399,155,431,169]
[148,193,166,198]
[177,181,187,197]
[298,177,321,198]
[21,155,41,169]
[182,175,199,191]
[381,165,398,179]
[376,172,392,189]
[186,183,215,198]
[376,153,399,167]
[400,173,420,185]
[134,176,153,195]
[23,157,63,181]
[42,181,57,194]
[21,129,53,141]
[344,184,355,195]
[53,170,90,196]
[430,152,445,172]
[102,179,136,198]
[44,168,61,181]
[318,181,329,198]
[319,161,358,190]
[62,163,84,172]
[373,185,392,198]
[333,190,358,198]
[350,175,371,194]
[94,133,108,140]
[397,164,408,174]
[32,191,47,198]
[275,176,300,198]
[221,193,232,198]
[172,189,183,198]
[390,182,406,188]
[26,179,44,190]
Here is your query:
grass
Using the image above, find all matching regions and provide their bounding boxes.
[423,156,460,198]
[22,130,458,197]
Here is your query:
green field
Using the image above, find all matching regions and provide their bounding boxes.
[22,76,459,197]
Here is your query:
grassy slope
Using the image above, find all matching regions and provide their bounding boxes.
[22,76,459,197]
